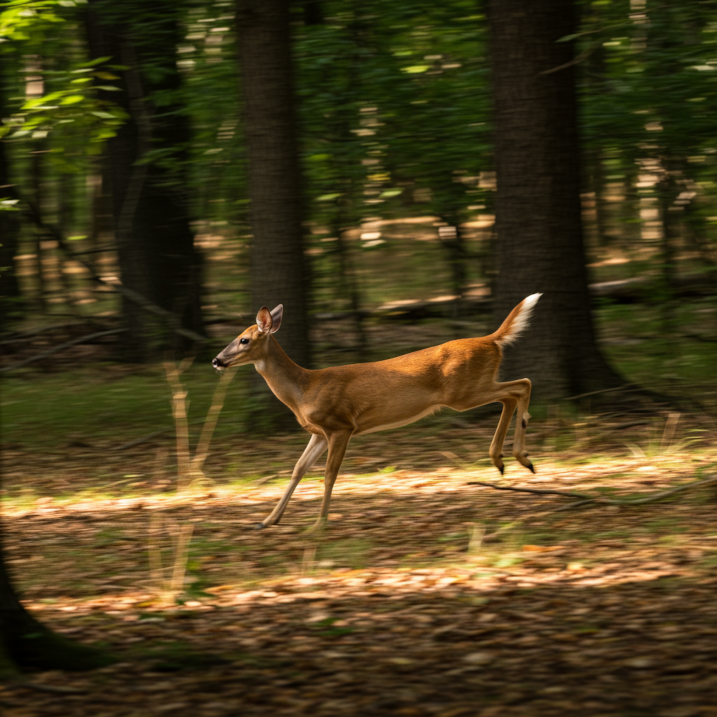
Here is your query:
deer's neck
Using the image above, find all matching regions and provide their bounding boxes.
[254,335,310,412]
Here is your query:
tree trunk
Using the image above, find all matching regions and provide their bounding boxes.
[235,0,310,370]
[487,0,623,400]
[86,1,205,361]
[0,67,24,327]
[0,500,113,672]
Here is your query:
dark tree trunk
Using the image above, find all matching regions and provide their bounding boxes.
[235,0,310,370]
[0,478,113,673]
[487,0,623,400]
[0,533,114,673]
[0,70,24,327]
[86,1,205,361]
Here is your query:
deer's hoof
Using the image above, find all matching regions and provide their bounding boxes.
[526,461,535,474]
[255,522,266,530]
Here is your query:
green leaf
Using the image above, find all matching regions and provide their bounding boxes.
[22,97,52,110]
[401,65,430,74]
[60,94,85,105]
[83,56,113,67]
[379,188,403,199]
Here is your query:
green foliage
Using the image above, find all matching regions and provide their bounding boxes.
[1,58,128,159]
[296,1,490,227]
[0,0,128,181]
[0,0,79,42]
[579,0,717,256]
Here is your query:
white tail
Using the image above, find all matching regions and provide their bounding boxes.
[212,295,541,531]
[493,293,542,347]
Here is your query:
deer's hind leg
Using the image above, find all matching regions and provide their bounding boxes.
[481,378,534,474]
[510,378,534,473]
[488,397,518,474]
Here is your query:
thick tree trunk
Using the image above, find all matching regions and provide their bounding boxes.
[0,512,114,672]
[487,0,623,400]
[86,1,204,361]
[235,0,310,370]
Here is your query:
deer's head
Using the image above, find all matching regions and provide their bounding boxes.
[212,305,283,370]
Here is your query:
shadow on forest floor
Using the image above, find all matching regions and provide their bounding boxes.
[2,421,717,716]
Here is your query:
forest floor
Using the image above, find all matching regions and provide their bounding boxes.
[2,411,717,716]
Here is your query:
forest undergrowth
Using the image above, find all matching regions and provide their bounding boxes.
[2,303,717,716]
[2,407,717,716]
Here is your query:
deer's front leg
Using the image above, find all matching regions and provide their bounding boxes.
[308,430,352,533]
[258,433,328,529]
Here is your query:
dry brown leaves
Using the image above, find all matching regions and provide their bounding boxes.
[2,425,717,717]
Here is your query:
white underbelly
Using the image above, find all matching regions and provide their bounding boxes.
[356,405,444,435]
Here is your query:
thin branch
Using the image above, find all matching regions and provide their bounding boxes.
[0,322,88,344]
[0,328,125,373]
[467,481,590,500]
[539,43,600,76]
[565,383,638,402]
[192,369,236,472]
[470,475,717,512]
[477,475,717,541]
[164,359,193,485]
[20,198,206,344]
[598,475,717,506]
[14,681,86,695]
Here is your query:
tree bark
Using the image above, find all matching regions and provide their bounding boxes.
[487,0,623,400]
[235,0,310,370]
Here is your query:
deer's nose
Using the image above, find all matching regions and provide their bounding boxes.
[212,357,225,368]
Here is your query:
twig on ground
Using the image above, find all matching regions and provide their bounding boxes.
[15,681,87,694]
[469,475,717,509]
[467,481,590,500]
[471,475,717,540]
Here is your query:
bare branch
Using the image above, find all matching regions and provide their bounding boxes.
[467,481,590,500]
[471,475,717,534]
[0,328,125,373]
[20,198,206,344]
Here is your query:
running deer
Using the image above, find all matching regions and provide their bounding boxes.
[212,294,541,531]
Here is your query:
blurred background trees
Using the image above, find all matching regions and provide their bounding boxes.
[1,0,716,403]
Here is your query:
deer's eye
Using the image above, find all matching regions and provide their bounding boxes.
[240,338,250,345]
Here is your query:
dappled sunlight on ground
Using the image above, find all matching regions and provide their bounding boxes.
[2,418,717,714]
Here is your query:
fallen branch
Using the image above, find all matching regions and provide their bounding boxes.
[0,328,126,373]
[469,475,717,511]
[14,680,87,695]
[470,476,717,541]
[467,481,589,500]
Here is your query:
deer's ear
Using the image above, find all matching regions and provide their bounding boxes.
[269,304,283,333]
[256,306,273,333]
